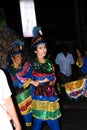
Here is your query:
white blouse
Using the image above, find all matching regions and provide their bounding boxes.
[0,69,13,130]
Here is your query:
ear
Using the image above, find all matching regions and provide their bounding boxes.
[11,56,14,62]
[34,50,37,54]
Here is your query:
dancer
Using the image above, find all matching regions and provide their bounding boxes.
[30,36,61,130]
[6,39,39,130]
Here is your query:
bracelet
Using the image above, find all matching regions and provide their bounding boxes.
[23,79,32,89]
[76,60,83,67]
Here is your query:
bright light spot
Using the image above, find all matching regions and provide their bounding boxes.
[19,0,37,37]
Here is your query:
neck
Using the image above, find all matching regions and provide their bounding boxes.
[38,57,46,64]
[12,63,21,69]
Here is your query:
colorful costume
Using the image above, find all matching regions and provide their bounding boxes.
[30,27,61,129]
[31,58,61,130]
[7,62,32,126]
[5,39,33,128]
[65,78,87,100]
[6,62,33,127]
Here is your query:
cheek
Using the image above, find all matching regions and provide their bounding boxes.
[44,48,47,54]
[46,48,47,52]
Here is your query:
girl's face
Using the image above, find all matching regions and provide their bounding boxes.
[11,54,22,66]
[35,43,47,58]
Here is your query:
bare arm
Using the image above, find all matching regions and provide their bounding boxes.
[23,78,40,88]
[76,49,83,67]
[5,96,21,130]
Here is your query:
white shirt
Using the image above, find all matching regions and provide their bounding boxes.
[0,69,13,130]
[55,52,75,76]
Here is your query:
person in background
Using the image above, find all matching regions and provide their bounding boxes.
[76,48,87,76]
[55,44,75,84]
[5,39,39,130]
[0,69,21,130]
[30,35,61,130]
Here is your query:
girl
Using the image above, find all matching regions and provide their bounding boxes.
[6,39,39,130]
[30,36,62,130]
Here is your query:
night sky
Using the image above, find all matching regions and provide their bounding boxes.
[1,0,87,44]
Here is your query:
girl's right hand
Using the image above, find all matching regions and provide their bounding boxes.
[31,80,39,87]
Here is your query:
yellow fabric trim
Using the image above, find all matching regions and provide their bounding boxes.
[18,96,32,107]
[65,78,85,93]
[23,79,32,89]
[76,60,83,67]
[18,96,32,115]
[20,107,32,115]
[18,96,32,106]
[26,122,32,127]
[33,114,62,120]
[32,99,60,112]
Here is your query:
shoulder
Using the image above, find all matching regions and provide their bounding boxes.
[68,52,74,57]
[55,53,61,60]
[0,69,5,76]
[46,58,52,63]
[24,61,31,66]
[57,52,62,56]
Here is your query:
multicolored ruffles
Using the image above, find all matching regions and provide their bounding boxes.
[32,93,61,120]
[16,87,32,126]
[65,78,87,100]
[6,62,33,126]
[31,58,62,120]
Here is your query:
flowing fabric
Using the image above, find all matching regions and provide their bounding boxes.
[65,78,87,100]
[6,62,33,126]
[31,58,61,120]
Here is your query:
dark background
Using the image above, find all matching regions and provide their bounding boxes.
[1,2,87,130]
[1,0,87,53]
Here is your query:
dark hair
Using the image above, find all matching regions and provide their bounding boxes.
[60,44,69,52]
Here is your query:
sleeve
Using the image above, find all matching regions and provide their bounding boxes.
[16,64,33,89]
[51,64,56,83]
[70,54,75,64]
[0,69,12,99]
[55,54,60,65]
[55,54,59,64]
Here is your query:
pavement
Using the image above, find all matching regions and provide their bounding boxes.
[41,91,87,130]
[42,108,87,130]
[61,109,87,130]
